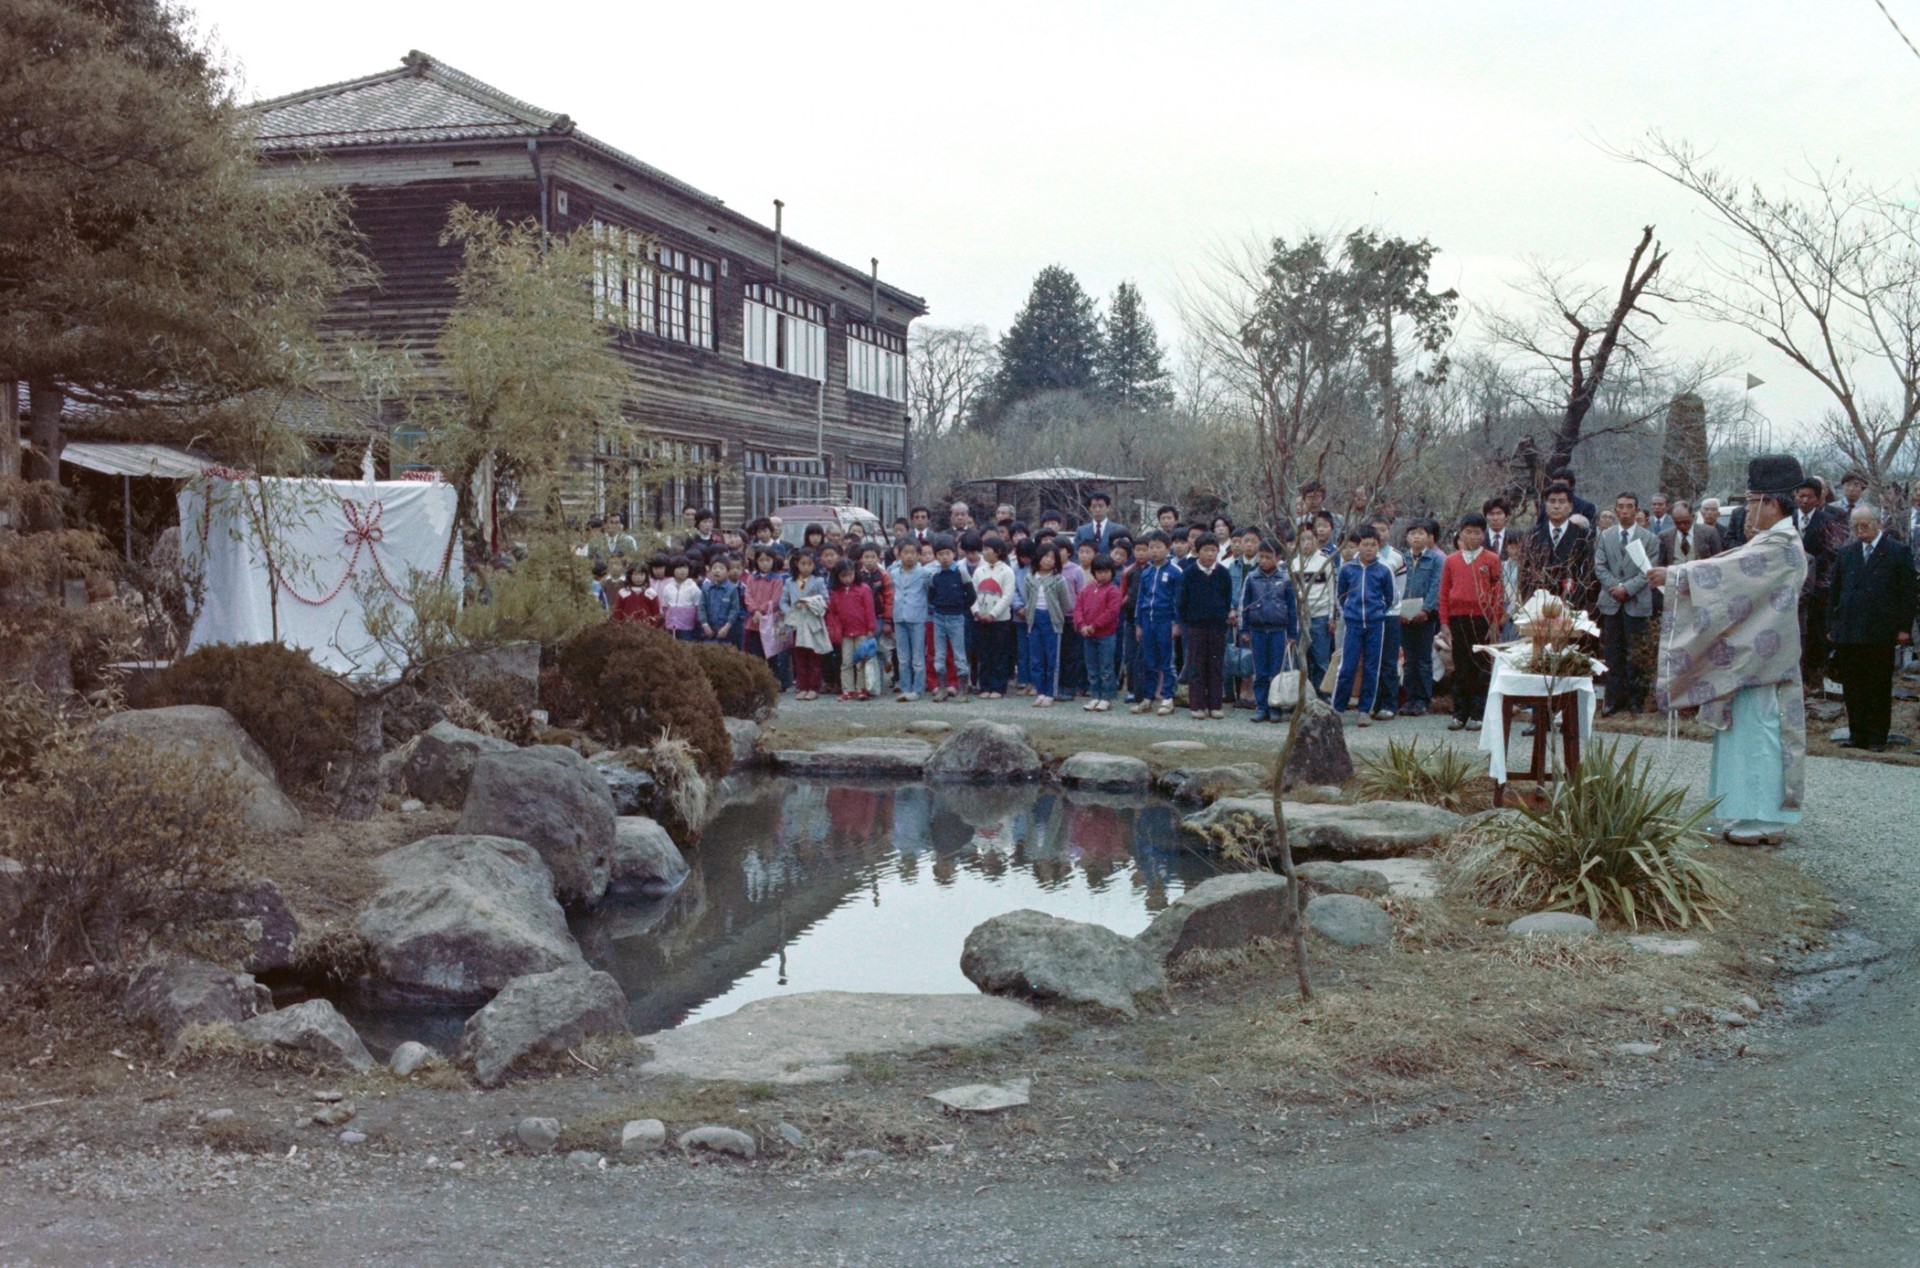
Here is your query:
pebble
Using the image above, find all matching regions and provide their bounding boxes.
[400,798,426,812]
[423,1155,441,1169]
[1507,912,1598,938]
[843,1148,885,1163]
[203,1108,235,1122]
[678,1125,757,1160]
[312,1090,344,1103]
[620,1119,666,1156]
[449,1160,465,1172]
[775,1121,809,1149]
[1711,1010,1750,1027]
[389,1041,435,1077]
[1612,1042,1662,1057]
[516,1117,561,1153]
[310,1104,355,1127]
[339,1131,367,1145]
[1736,994,1762,1014]
[567,1150,604,1169]
[1628,935,1702,957]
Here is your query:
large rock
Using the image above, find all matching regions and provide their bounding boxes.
[1136,872,1297,964]
[928,721,1044,783]
[123,955,273,1045]
[233,999,374,1073]
[1058,752,1151,793]
[1304,894,1394,947]
[724,718,764,770]
[400,721,516,808]
[1508,912,1597,939]
[456,965,630,1088]
[1280,700,1353,789]
[457,746,616,905]
[1293,860,1392,898]
[587,750,658,817]
[608,817,689,899]
[177,879,300,975]
[638,991,1041,1084]
[961,909,1164,1018]
[94,705,302,832]
[357,835,584,1006]
[1180,798,1464,860]
[771,737,933,778]
[1171,764,1270,805]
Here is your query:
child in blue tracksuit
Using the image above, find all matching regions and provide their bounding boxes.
[1335,529,1396,722]
[1129,531,1184,714]
[699,556,744,646]
[1238,537,1298,723]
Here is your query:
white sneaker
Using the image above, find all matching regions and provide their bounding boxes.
[1157,699,1175,716]
[1082,699,1100,711]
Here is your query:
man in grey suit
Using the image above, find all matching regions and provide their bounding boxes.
[1658,500,1722,565]
[1595,491,1660,715]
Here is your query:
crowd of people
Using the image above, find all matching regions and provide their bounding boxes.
[574,468,1919,744]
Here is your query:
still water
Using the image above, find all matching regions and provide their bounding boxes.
[577,778,1221,1034]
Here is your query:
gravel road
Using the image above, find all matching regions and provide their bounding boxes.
[5,703,1917,1266]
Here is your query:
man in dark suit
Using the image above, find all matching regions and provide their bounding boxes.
[1658,499,1722,565]
[1072,490,1123,554]
[1545,468,1599,528]
[1523,480,1596,609]
[1827,504,1917,751]
[1793,479,1851,689]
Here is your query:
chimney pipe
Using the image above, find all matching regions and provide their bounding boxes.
[870,258,879,320]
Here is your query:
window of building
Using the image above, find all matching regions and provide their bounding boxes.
[596,433,719,531]
[592,222,714,349]
[847,323,907,402]
[847,460,907,526]
[745,450,830,521]
[742,283,826,381]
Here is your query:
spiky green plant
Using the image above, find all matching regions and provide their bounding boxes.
[1355,738,1480,812]
[1451,740,1728,930]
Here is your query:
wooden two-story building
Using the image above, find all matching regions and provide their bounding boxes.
[249,50,925,529]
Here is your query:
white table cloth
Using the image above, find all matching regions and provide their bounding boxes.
[1478,660,1598,783]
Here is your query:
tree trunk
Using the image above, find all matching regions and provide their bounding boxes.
[337,690,389,821]
[1549,226,1667,474]
[25,376,64,487]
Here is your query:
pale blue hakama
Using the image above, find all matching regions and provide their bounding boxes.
[1708,686,1802,826]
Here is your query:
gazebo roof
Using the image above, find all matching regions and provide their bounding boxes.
[962,467,1142,485]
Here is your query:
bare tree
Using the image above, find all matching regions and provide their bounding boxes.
[908,323,997,441]
[1618,136,1920,486]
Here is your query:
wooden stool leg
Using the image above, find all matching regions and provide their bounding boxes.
[1530,701,1549,781]
[1562,697,1580,775]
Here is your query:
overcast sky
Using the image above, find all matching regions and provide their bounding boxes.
[192,0,1920,439]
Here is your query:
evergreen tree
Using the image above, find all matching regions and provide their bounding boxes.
[1097,280,1172,407]
[980,265,1102,427]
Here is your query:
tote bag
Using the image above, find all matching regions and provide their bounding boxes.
[1267,644,1306,708]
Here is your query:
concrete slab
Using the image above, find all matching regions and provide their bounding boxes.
[637,990,1042,1084]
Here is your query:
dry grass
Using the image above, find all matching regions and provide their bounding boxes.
[170,1021,324,1074]
[241,806,460,939]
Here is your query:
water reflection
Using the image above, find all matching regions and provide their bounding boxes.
[575,777,1217,1034]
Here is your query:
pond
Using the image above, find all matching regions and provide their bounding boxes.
[337,777,1222,1052]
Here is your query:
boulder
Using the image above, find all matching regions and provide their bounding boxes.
[723,718,763,770]
[927,721,1045,783]
[94,705,302,832]
[621,1118,667,1156]
[357,835,584,1006]
[1179,798,1464,860]
[388,1041,436,1076]
[176,879,300,975]
[678,1125,756,1160]
[1508,912,1598,939]
[123,955,273,1045]
[1293,860,1392,898]
[1280,700,1353,789]
[516,1117,561,1152]
[1171,764,1270,805]
[771,737,933,778]
[960,909,1165,1018]
[608,817,689,899]
[1304,894,1394,947]
[587,751,658,817]
[457,746,616,905]
[1057,752,1151,793]
[233,999,375,1073]
[400,721,516,808]
[1136,873,1297,964]
[457,965,630,1089]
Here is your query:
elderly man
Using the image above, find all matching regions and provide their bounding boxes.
[1827,504,1917,751]
[1659,500,1722,564]
[1595,492,1660,715]
[947,501,974,533]
[1647,492,1675,537]
[1650,455,1811,845]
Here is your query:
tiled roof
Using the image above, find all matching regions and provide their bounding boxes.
[246,52,925,312]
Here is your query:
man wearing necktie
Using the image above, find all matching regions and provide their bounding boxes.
[1595,492,1660,715]
[1827,504,1916,751]
[1792,480,1848,691]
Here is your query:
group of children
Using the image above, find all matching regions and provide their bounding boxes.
[588,493,1525,727]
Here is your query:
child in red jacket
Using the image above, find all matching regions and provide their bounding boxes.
[609,563,660,626]
[1438,513,1504,731]
[825,559,879,700]
[1072,556,1126,710]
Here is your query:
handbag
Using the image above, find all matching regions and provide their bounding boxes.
[1268,644,1305,708]
[1224,643,1255,679]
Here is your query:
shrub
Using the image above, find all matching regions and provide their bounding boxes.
[3,739,251,970]
[555,623,730,778]
[1449,740,1729,930]
[1355,738,1480,812]
[0,679,67,783]
[134,642,353,789]
[688,641,780,720]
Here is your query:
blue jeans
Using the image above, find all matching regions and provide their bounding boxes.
[1401,617,1435,710]
[1377,617,1402,712]
[896,620,927,695]
[1014,622,1031,687]
[1139,619,1177,700]
[1335,618,1388,714]
[1030,610,1060,696]
[1248,626,1291,713]
[1307,615,1334,700]
[932,613,970,687]
[1086,633,1118,700]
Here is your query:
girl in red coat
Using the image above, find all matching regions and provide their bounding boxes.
[825,559,879,700]
[609,563,660,626]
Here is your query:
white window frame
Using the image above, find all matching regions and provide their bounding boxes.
[742,283,827,382]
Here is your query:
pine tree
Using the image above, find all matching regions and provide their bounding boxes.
[980,266,1103,427]
[1097,281,1171,407]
